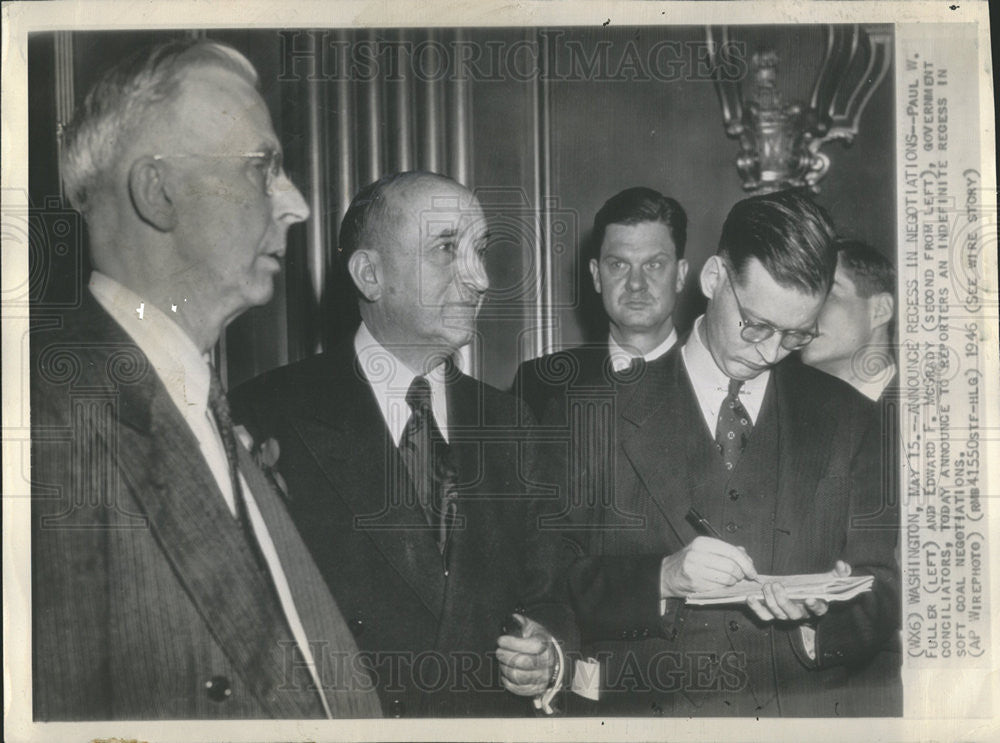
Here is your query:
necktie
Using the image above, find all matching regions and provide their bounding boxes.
[398,376,457,554]
[207,364,269,572]
[715,378,753,471]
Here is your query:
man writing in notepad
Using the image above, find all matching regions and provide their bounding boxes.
[548,190,900,716]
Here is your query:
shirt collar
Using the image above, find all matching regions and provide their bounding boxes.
[856,362,896,401]
[89,271,211,418]
[608,327,678,372]
[354,322,449,445]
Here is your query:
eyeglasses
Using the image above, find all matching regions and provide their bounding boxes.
[722,264,818,350]
[152,150,284,196]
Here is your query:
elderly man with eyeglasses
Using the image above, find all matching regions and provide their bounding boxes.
[30,39,381,719]
[539,190,900,717]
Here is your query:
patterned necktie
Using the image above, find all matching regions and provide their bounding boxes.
[398,376,457,554]
[715,378,754,472]
[207,364,268,572]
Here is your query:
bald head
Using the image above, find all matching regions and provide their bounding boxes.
[342,171,489,369]
[338,171,468,261]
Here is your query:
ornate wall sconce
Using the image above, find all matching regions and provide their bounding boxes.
[707,24,892,193]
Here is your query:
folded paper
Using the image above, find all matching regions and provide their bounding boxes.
[686,573,874,605]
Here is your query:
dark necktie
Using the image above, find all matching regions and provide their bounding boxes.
[207,365,269,572]
[398,376,458,554]
[715,378,754,472]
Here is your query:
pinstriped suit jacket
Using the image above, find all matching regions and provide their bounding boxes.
[30,293,382,719]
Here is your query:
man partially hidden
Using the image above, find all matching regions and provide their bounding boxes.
[801,240,897,401]
[512,187,688,422]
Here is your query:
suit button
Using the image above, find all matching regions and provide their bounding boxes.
[728,620,740,632]
[725,521,738,533]
[349,616,365,636]
[728,489,740,501]
[390,698,406,717]
[642,628,650,638]
[620,630,629,640]
[205,675,232,703]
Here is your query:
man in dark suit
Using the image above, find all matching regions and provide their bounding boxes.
[801,240,897,402]
[232,171,576,717]
[30,39,381,719]
[543,190,900,716]
[512,187,689,423]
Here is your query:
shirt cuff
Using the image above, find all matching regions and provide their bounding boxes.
[800,624,817,660]
[533,638,565,714]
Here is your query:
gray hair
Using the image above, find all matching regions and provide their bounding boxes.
[60,38,258,214]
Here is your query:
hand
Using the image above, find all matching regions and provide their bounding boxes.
[660,536,759,598]
[496,614,557,697]
[747,560,852,623]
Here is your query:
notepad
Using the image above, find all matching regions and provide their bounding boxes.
[685,573,874,605]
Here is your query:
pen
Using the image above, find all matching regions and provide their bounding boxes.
[685,507,763,584]
[686,507,723,538]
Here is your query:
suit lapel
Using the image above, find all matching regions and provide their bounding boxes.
[771,362,837,573]
[238,446,383,717]
[291,346,447,617]
[111,364,322,717]
[619,350,700,550]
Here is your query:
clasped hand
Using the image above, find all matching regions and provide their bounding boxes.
[496,613,556,697]
[660,536,852,623]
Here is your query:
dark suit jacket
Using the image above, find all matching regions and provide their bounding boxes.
[30,293,381,720]
[537,348,901,717]
[511,345,614,424]
[232,338,577,718]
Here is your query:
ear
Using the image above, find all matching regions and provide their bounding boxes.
[699,255,725,300]
[589,258,602,294]
[675,258,690,292]
[348,249,382,302]
[870,291,894,330]
[128,156,176,231]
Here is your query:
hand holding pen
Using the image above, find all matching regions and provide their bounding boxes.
[682,507,842,625]
[658,508,762,599]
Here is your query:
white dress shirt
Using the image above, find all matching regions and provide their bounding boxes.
[354,322,449,443]
[681,316,769,433]
[90,272,333,717]
[608,327,678,372]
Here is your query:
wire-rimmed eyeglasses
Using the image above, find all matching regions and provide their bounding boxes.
[721,263,818,350]
[152,150,283,196]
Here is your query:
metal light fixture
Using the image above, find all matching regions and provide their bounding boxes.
[707,24,892,193]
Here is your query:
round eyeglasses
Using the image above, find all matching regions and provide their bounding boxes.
[722,264,818,350]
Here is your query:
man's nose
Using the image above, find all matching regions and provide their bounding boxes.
[626,266,647,291]
[755,333,786,365]
[457,249,489,295]
[271,172,311,225]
